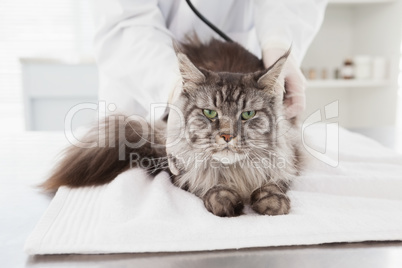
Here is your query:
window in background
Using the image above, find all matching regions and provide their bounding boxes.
[0,0,95,132]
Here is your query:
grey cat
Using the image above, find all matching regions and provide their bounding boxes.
[42,37,303,217]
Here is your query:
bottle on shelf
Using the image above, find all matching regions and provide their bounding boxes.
[308,68,317,80]
[334,68,340,79]
[321,68,328,80]
[372,57,387,80]
[341,58,354,79]
[354,55,372,80]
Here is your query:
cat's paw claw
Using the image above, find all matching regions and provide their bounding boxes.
[250,184,290,216]
[203,186,244,217]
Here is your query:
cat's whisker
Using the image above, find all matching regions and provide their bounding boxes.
[44,35,300,218]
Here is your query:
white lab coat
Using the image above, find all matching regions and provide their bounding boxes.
[94,0,328,117]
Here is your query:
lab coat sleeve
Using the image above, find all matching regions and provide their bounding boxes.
[252,0,328,65]
[94,0,180,117]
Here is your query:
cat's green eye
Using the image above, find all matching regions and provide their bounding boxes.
[241,110,256,120]
[203,109,218,119]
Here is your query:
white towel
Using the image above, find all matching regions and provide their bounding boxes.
[25,125,402,255]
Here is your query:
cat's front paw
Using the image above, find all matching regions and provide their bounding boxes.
[250,184,290,216]
[203,186,244,217]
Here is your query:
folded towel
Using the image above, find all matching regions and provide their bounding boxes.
[25,125,402,255]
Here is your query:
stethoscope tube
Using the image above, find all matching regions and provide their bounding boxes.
[185,0,234,43]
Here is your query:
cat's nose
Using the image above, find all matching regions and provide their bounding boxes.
[220,134,234,143]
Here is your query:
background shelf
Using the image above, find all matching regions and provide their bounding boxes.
[306,79,391,89]
[301,0,401,131]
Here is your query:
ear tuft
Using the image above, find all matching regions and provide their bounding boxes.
[257,48,291,91]
[172,40,182,55]
[176,51,205,85]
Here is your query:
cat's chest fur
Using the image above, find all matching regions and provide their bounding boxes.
[173,154,296,201]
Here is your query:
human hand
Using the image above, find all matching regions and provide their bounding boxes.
[262,48,306,119]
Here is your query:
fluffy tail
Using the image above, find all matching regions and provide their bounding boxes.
[41,115,168,191]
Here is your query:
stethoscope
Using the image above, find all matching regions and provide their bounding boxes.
[185,0,234,43]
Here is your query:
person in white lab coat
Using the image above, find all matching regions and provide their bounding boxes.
[94,0,328,119]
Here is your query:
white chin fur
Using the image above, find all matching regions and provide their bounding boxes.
[212,150,246,164]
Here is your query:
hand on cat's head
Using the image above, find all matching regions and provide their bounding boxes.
[262,48,306,119]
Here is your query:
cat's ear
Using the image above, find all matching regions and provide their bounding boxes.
[177,53,206,84]
[173,41,206,85]
[256,48,291,91]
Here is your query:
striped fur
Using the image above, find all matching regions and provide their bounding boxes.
[167,38,302,216]
[42,37,302,217]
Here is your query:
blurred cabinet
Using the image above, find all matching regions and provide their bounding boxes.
[301,0,402,146]
[21,59,98,131]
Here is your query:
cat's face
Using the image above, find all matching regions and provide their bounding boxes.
[167,52,288,175]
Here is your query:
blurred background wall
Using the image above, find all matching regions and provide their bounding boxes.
[0,0,97,132]
[0,0,401,152]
